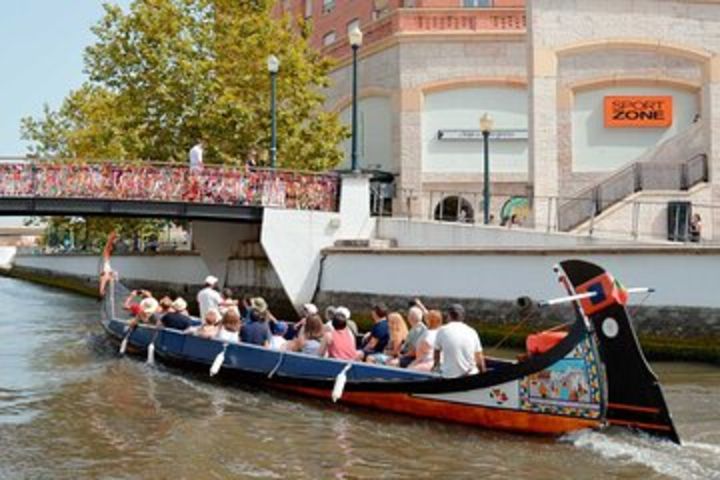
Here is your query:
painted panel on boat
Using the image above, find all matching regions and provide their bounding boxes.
[519,336,603,419]
[412,381,521,409]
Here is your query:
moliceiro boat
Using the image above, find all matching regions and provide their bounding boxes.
[100,259,680,444]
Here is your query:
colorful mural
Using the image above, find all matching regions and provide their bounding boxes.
[520,336,603,419]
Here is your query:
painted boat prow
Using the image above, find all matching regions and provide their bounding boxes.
[558,259,681,444]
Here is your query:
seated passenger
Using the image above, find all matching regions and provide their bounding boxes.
[287,314,325,356]
[433,304,486,378]
[123,289,153,316]
[361,304,390,358]
[366,312,408,365]
[219,288,240,316]
[241,309,271,347]
[160,297,193,331]
[216,309,241,344]
[158,296,173,316]
[327,306,359,337]
[394,304,427,368]
[192,308,221,339]
[318,309,361,360]
[269,321,288,351]
[129,297,159,327]
[409,310,443,372]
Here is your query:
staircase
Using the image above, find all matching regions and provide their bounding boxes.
[558,123,709,232]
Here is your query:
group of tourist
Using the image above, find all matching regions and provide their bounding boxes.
[123,276,486,378]
[0,162,338,212]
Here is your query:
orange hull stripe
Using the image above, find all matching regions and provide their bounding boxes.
[608,419,672,432]
[608,403,661,414]
[277,385,601,437]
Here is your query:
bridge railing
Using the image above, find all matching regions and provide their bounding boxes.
[0,160,340,212]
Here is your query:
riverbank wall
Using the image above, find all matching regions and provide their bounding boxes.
[3,245,719,363]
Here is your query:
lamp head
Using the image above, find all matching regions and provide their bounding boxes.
[349,26,363,48]
[267,55,280,74]
[479,113,494,133]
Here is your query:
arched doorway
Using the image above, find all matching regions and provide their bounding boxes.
[434,196,474,223]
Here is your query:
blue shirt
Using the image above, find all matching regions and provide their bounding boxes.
[366,318,389,353]
[241,321,271,346]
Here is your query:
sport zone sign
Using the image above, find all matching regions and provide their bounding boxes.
[604,96,673,128]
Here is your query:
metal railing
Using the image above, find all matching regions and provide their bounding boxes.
[557,153,709,231]
[0,159,340,212]
[395,188,719,244]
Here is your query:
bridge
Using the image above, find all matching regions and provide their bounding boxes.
[0,159,369,313]
[0,160,339,222]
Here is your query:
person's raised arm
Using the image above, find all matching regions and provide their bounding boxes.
[123,291,137,310]
[413,298,429,316]
[317,331,332,357]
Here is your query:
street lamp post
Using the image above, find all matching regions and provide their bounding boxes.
[480,113,494,225]
[349,26,363,172]
[267,54,280,168]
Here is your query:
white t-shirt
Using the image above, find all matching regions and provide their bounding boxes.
[434,322,482,378]
[189,144,204,170]
[269,335,287,351]
[215,327,239,344]
[197,287,222,320]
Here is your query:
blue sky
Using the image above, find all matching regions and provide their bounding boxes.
[0,0,131,156]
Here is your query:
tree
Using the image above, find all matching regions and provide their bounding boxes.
[22,0,348,171]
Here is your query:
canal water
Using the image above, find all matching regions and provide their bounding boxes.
[0,277,718,480]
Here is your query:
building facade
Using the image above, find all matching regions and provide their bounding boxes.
[277,0,720,241]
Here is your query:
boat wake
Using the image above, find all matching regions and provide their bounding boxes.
[562,430,720,479]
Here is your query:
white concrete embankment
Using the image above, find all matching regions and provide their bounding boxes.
[320,246,720,309]
[0,246,16,270]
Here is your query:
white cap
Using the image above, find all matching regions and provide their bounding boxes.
[204,275,219,286]
[335,306,351,319]
[303,303,318,315]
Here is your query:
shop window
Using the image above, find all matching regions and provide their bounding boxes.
[347,18,360,36]
[463,0,492,6]
[322,31,337,46]
[434,196,475,223]
[323,0,335,13]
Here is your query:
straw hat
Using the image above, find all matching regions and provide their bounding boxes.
[303,303,318,316]
[251,297,268,314]
[335,306,351,320]
[172,297,188,312]
[204,275,219,286]
[140,297,159,316]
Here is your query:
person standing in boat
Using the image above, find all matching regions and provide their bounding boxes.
[197,276,222,320]
[433,304,486,377]
[361,304,390,358]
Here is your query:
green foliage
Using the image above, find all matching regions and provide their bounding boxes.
[22,0,347,171]
[40,216,172,251]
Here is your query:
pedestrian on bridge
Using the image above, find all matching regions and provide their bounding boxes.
[189,140,205,172]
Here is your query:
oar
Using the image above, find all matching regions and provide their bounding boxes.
[119,324,136,355]
[147,327,161,365]
[331,364,353,403]
[210,344,228,377]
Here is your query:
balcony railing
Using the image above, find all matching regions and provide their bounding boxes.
[0,160,340,212]
[322,7,526,59]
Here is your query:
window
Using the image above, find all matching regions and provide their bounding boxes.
[346,18,360,36]
[304,0,313,18]
[322,31,336,46]
[463,0,492,6]
[323,0,335,13]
